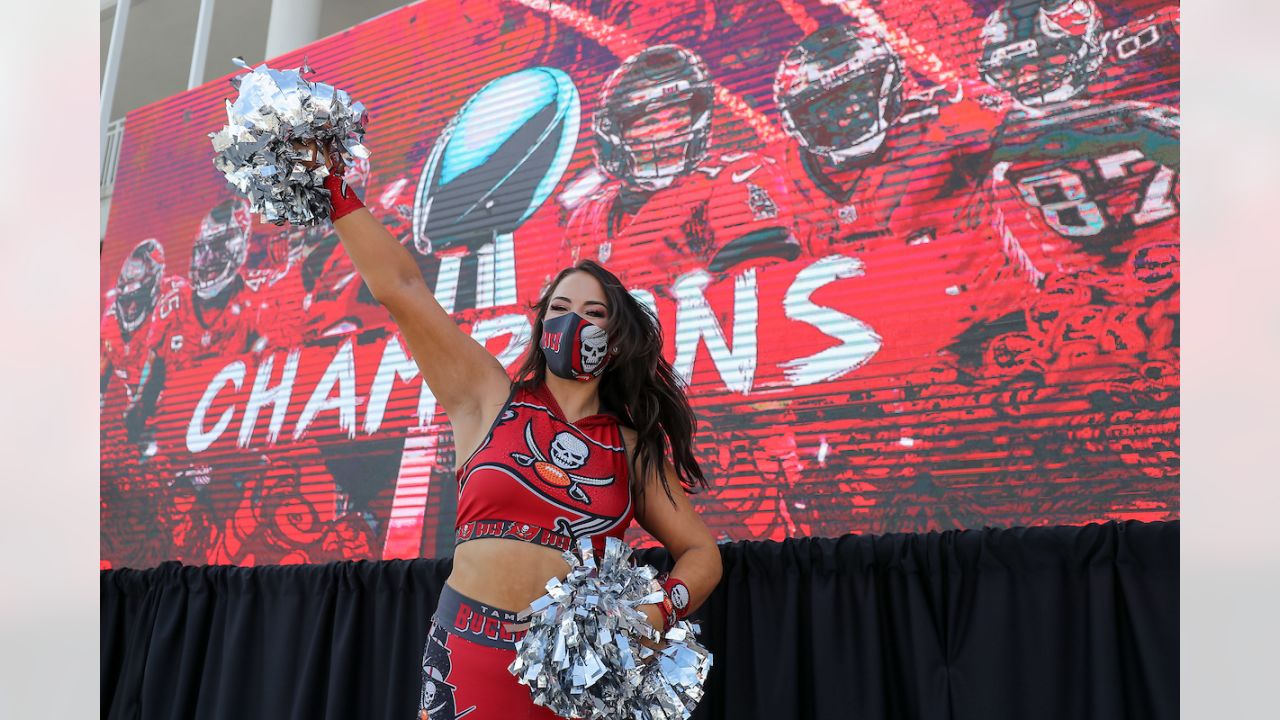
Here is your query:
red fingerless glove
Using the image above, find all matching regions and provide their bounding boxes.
[323,171,365,221]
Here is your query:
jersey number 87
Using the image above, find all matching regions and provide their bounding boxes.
[1016,150,1177,237]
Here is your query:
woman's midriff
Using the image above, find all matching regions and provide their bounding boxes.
[448,538,575,613]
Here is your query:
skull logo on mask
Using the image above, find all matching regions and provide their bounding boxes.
[580,323,609,373]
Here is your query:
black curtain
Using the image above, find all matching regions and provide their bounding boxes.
[102,521,1177,720]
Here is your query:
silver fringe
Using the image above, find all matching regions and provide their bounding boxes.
[506,536,713,719]
[209,58,369,226]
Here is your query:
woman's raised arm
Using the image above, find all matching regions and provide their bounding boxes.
[324,171,511,424]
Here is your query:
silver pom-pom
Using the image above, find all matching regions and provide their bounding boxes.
[505,537,713,719]
[209,57,370,226]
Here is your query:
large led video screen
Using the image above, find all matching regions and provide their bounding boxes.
[101,0,1179,568]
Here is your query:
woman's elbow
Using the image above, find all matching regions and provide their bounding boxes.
[700,543,724,584]
[370,275,425,314]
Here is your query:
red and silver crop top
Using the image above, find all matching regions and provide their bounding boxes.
[454,382,634,555]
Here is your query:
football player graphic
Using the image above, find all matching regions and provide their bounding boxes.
[248,155,403,347]
[776,21,1179,344]
[978,0,1180,284]
[162,198,263,370]
[979,0,1179,107]
[775,22,1037,349]
[559,44,797,290]
[100,238,186,454]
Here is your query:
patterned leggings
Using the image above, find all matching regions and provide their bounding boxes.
[418,583,565,720]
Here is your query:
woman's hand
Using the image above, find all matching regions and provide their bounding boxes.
[635,603,670,653]
[291,138,342,173]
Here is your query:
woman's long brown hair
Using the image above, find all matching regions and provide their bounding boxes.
[511,260,709,514]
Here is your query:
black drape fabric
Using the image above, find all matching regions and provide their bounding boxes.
[102,521,1177,720]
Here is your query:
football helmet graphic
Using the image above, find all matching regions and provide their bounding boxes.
[593,44,714,190]
[191,198,252,299]
[774,23,905,165]
[979,0,1105,106]
[114,238,166,333]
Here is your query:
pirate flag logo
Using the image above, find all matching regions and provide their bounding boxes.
[419,623,476,720]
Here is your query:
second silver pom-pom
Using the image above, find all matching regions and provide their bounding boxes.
[506,536,713,719]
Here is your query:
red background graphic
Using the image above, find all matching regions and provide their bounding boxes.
[100,0,1179,568]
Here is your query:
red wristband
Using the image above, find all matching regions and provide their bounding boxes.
[658,594,676,633]
[323,172,365,221]
[659,572,691,625]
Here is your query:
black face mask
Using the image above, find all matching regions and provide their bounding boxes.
[540,312,613,381]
